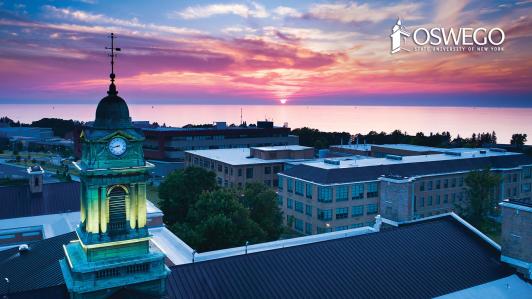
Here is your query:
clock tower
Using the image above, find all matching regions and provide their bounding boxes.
[60,33,169,299]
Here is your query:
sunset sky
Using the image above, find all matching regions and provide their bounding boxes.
[0,0,531,106]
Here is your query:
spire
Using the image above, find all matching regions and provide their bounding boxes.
[105,33,121,96]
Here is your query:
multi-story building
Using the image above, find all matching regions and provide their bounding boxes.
[143,121,298,161]
[330,143,449,157]
[278,148,532,235]
[185,145,315,188]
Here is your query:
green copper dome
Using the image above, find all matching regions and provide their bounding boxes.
[94,82,132,129]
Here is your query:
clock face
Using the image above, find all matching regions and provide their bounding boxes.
[108,137,127,156]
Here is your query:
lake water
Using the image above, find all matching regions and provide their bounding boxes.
[1,104,531,144]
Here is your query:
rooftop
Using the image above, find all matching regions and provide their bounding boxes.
[0,214,522,299]
[186,147,315,166]
[298,148,520,170]
[251,145,312,151]
[0,181,79,220]
[281,151,532,184]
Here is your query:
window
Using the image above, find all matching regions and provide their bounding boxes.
[294,218,303,232]
[246,168,254,179]
[366,182,378,198]
[217,164,222,172]
[444,194,448,203]
[524,167,532,179]
[351,183,364,199]
[513,174,518,182]
[277,195,283,206]
[318,186,332,202]
[452,193,456,203]
[278,176,284,189]
[295,201,304,213]
[273,166,281,173]
[444,179,449,188]
[367,204,378,214]
[22,231,40,237]
[436,195,441,205]
[305,222,312,234]
[295,180,304,195]
[428,181,433,190]
[238,168,242,177]
[306,183,313,199]
[287,178,294,192]
[436,180,441,189]
[419,181,425,191]
[522,183,531,193]
[287,198,293,209]
[224,166,228,174]
[264,166,271,174]
[336,207,349,219]
[305,204,313,216]
[352,205,364,217]
[317,209,332,221]
[351,223,364,229]
[335,226,348,231]
[451,178,457,187]
[459,177,464,187]
[419,197,425,207]
[336,185,348,201]
[428,196,433,206]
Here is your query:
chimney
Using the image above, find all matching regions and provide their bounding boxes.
[499,199,532,280]
[27,165,44,196]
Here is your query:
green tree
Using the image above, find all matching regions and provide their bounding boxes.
[241,183,283,240]
[460,169,501,226]
[159,166,217,225]
[510,133,527,147]
[172,189,266,252]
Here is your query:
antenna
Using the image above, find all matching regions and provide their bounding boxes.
[240,107,243,125]
[105,33,121,85]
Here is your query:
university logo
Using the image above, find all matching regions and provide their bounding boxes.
[390,19,410,54]
[389,19,505,54]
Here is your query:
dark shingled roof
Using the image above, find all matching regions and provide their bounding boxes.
[166,216,514,299]
[0,181,79,220]
[281,154,532,184]
[0,216,515,299]
[0,231,76,297]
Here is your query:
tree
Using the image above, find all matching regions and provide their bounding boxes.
[241,183,283,240]
[171,189,266,252]
[460,169,501,226]
[510,133,527,147]
[159,167,217,225]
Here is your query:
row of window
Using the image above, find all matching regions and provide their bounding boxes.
[417,192,464,208]
[289,216,374,235]
[285,198,378,219]
[280,178,379,202]
[418,177,464,191]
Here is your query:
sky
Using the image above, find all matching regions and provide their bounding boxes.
[0,0,531,106]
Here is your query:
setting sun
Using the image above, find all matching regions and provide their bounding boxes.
[280,98,287,104]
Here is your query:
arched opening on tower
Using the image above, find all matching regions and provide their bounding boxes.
[108,185,128,234]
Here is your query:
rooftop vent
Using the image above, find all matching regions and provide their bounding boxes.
[324,159,340,165]
[445,151,462,156]
[18,244,30,253]
[479,150,487,154]
[385,155,403,161]
[490,148,506,153]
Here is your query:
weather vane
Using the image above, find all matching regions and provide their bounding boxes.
[105,33,121,83]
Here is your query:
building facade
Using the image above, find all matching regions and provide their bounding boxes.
[143,121,298,161]
[279,149,532,235]
[185,145,314,188]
